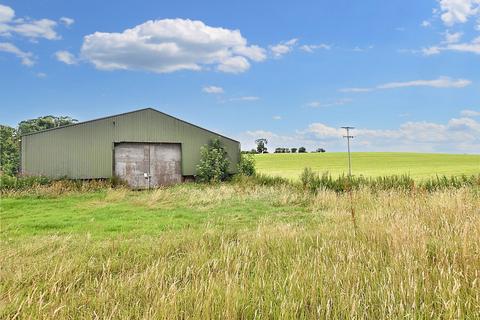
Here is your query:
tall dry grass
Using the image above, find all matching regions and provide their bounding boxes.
[1,184,479,319]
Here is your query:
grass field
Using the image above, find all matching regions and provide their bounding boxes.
[1,181,480,319]
[254,152,480,180]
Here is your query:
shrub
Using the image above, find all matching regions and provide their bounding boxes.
[237,153,256,176]
[298,147,307,153]
[196,139,230,183]
[0,174,51,190]
[299,168,479,193]
[233,173,291,187]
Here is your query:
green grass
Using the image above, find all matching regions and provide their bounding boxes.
[254,152,480,180]
[1,182,479,318]
[0,185,313,240]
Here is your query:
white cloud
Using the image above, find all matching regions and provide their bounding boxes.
[273,115,282,120]
[0,42,34,66]
[422,46,442,55]
[36,72,47,78]
[233,45,266,62]
[80,18,266,74]
[341,76,471,93]
[423,36,480,55]
[59,17,74,27]
[0,5,59,40]
[0,4,14,23]
[421,20,432,27]
[240,112,480,153]
[229,96,260,101]
[444,37,480,52]
[378,77,470,89]
[422,1,480,56]
[339,87,373,93]
[270,38,298,57]
[202,85,224,94]
[216,56,250,73]
[300,43,331,53]
[461,109,480,116]
[352,45,374,52]
[307,98,352,108]
[438,0,480,26]
[11,19,58,39]
[444,30,463,43]
[55,50,77,64]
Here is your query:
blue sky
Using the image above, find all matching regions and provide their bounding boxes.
[1,0,479,153]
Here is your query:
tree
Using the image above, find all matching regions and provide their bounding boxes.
[0,125,20,176]
[316,148,326,153]
[18,115,78,135]
[255,138,268,153]
[291,148,297,153]
[196,139,230,182]
[298,147,307,153]
[1,115,78,176]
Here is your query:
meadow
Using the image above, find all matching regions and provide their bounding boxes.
[254,152,480,180]
[1,177,480,319]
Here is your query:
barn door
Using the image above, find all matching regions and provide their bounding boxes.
[114,143,150,189]
[114,143,181,188]
[149,144,182,186]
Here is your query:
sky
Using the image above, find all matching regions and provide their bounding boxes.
[0,0,479,153]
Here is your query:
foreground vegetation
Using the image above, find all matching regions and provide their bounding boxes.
[255,152,480,180]
[1,177,479,318]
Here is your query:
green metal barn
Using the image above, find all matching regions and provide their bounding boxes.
[21,108,240,188]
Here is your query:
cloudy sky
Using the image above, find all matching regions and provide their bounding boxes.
[1,0,479,153]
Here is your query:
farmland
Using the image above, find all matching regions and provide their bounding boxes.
[254,152,480,180]
[1,177,480,319]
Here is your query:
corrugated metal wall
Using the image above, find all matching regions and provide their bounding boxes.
[21,109,240,178]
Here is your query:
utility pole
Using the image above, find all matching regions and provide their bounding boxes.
[341,127,355,176]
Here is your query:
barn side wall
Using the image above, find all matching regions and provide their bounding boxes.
[21,109,240,178]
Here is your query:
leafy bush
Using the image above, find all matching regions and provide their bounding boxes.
[238,153,256,176]
[0,125,20,176]
[298,147,307,153]
[196,139,230,183]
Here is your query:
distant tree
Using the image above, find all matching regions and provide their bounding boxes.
[250,149,257,154]
[298,147,307,153]
[291,148,297,153]
[18,115,78,135]
[275,147,292,153]
[316,148,326,153]
[0,125,20,176]
[255,138,268,154]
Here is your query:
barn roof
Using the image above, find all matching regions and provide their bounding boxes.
[21,108,240,143]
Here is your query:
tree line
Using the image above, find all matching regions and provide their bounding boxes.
[0,116,77,176]
[242,138,326,154]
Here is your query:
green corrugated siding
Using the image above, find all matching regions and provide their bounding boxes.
[21,109,240,178]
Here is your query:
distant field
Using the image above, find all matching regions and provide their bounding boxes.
[254,152,480,180]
